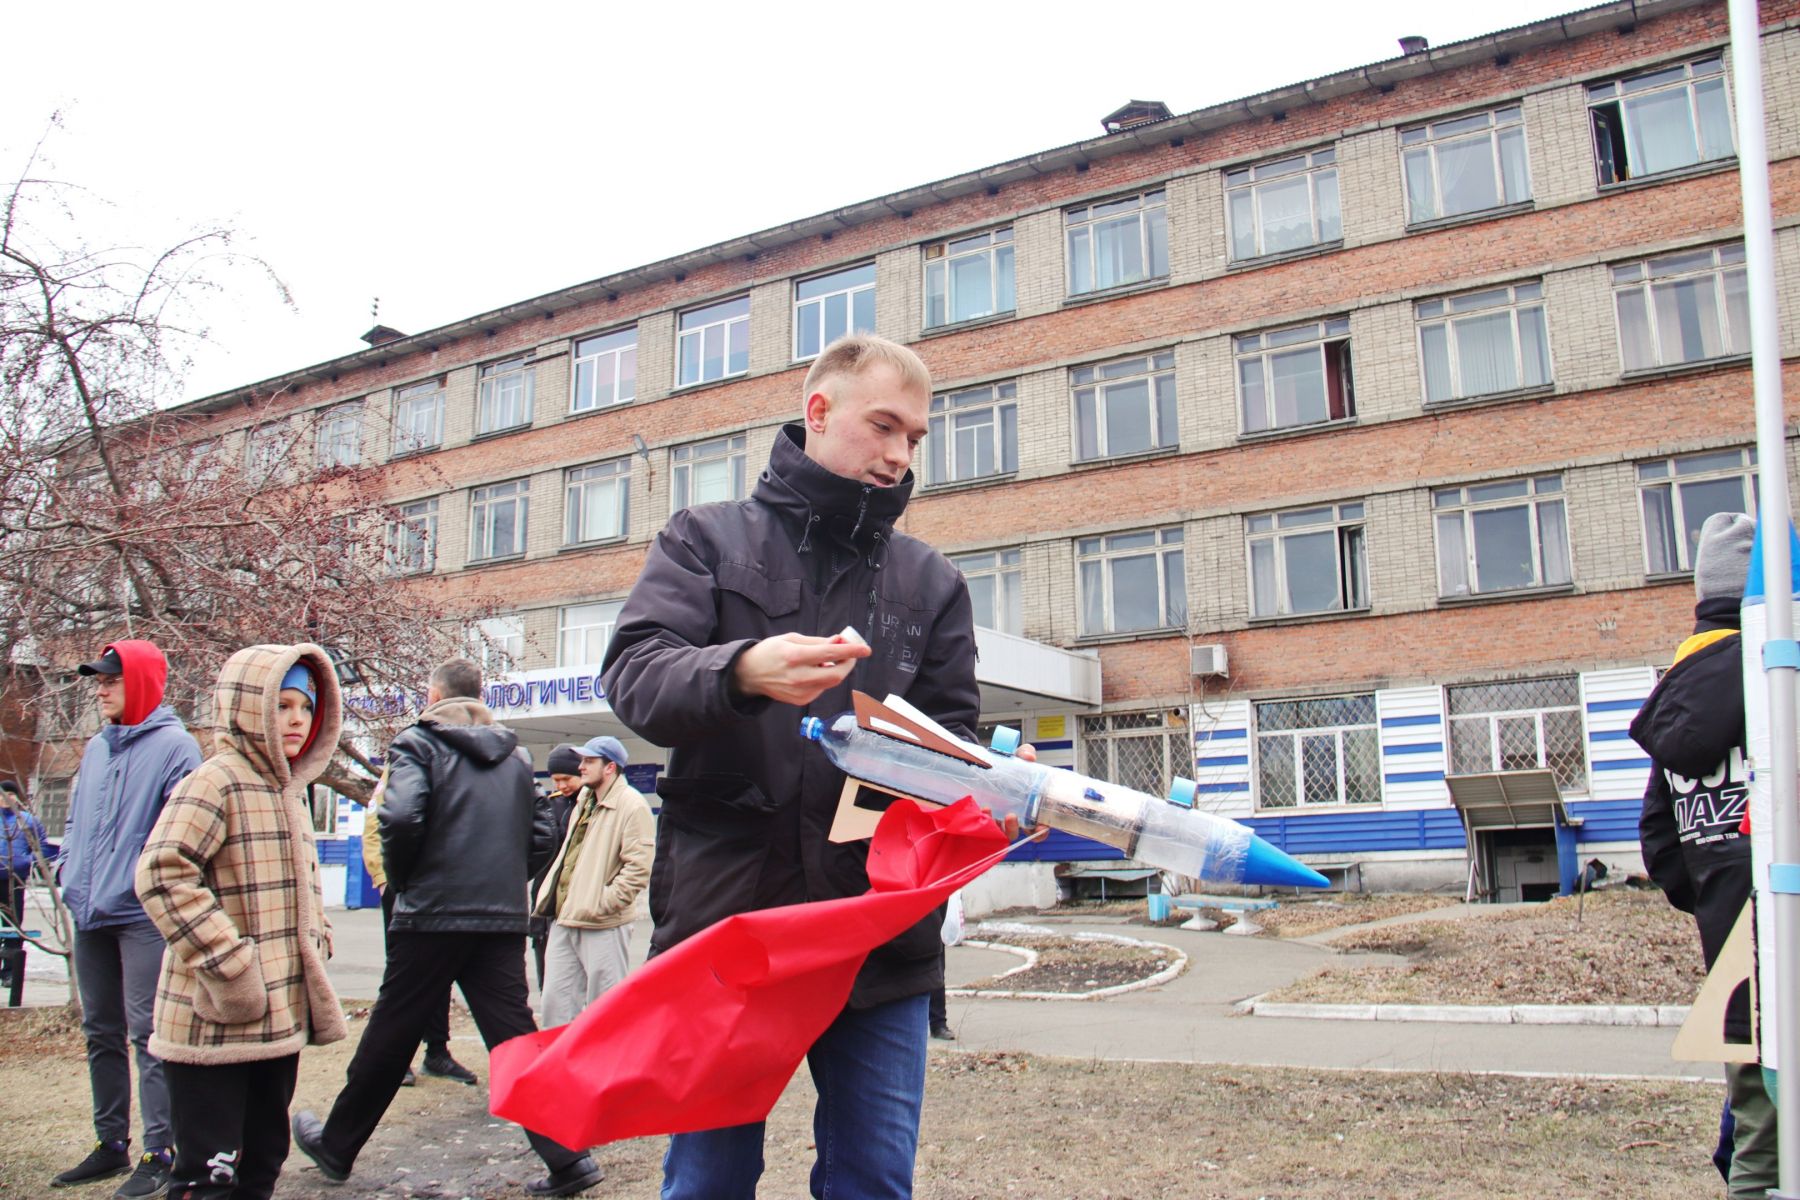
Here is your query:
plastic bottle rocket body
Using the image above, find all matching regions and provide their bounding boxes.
[801,712,1328,889]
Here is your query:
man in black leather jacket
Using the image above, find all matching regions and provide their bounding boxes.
[292,659,600,1198]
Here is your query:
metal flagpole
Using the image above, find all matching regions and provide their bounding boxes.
[1728,2,1800,1195]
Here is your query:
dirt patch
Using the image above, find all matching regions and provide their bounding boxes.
[0,1012,1721,1200]
[0,1002,82,1062]
[1250,893,1464,939]
[960,935,1179,993]
[1264,889,1707,1006]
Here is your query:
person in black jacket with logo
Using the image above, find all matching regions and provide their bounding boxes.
[291,659,600,1198]
[1633,510,1774,1198]
[602,334,986,1200]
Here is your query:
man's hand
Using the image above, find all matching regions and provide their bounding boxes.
[733,633,873,707]
[986,742,1038,840]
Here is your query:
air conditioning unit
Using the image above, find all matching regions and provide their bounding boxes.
[1190,644,1229,677]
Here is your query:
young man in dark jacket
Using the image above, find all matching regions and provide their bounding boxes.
[292,659,600,1198]
[602,334,984,1200]
[1633,511,1774,1198]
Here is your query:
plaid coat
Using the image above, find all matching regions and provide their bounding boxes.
[136,643,349,1065]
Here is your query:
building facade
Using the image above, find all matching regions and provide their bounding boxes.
[56,0,1800,902]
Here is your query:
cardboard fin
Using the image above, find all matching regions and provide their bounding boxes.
[1672,898,1759,1063]
[828,777,947,843]
[852,691,988,768]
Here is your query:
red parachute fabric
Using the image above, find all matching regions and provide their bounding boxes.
[488,796,1010,1149]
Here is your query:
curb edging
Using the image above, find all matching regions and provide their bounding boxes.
[1241,998,1692,1026]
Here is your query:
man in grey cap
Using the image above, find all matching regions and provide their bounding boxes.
[531,736,654,1027]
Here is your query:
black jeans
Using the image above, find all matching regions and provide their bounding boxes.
[164,1054,298,1200]
[319,931,589,1174]
[379,889,450,1051]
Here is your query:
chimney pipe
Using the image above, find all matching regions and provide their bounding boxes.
[1398,35,1429,55]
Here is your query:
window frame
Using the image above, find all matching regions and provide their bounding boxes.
[314,403,364,469]
[1071,351,1178,463]
[477,357,535,435]
[384,497,439,576]
[952,547,1023,636]
[558,599,624,668]
[1638,447,1758,575]
[793,263,877,361]
[1588,55,1735,187]
[1064,188,1169,297]
[676,296,751,387]
[1078,709,1194,798]
[1245,501,1369,619]
[1400,105,1532,225]
[570,327,637,414]
[1446,675,1588,794]
[1612,243,1749,373]
[1235,317,1354,435]
[1254,694,1381,810]
[468,478,531,562]
[1076,526,1186,637]
[1225,147,1341,262]
[1432,475,1571,598]
[671,434,749,512]
[1416,281,1552,405]
[244,421,289,479]
[924,227,1016,329]
[391,379,446,456]
[469,615,525,676]
[925,382,1018,487]
[564,458,632,546]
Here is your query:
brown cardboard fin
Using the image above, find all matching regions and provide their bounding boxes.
[852,690,988,768]
[1672,898,1759,1063]
[827,777,947,843]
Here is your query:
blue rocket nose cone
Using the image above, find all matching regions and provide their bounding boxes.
[1241,835,1332,889]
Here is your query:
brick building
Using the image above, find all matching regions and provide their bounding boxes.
[75,0,1800,902]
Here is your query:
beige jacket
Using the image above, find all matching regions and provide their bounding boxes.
[531,773,654,931]
[135,643,349,1065]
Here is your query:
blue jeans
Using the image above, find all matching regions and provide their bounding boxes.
[662,993,928,1200]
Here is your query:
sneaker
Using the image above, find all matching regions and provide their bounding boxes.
[400,1065,416,1087]
[289,1111,349,1184]
[421,1050,478,1085]
[51,1141,132,1188]
[525,1157,603,1197]
[114,1151,171,1199]
[930,1022,956,1041]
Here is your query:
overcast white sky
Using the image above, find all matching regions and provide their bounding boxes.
[3,0,1592,403]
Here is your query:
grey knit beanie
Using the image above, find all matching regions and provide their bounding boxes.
[1695,511,1755,602]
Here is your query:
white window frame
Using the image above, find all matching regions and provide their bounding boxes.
[1078,710,1193,798]
[671,434,748,512]
[1065,189,1169,296]
[1589,55,1735,186]
[793,263,877,360]
[469,479,530,561]
[1446,675,1587,794]
[469,616,524,676]
[392,380,445,455]
[925,382,1018,486]
[571,327,637,413]
[1401,105,1531,224]
[1076,527,1186,637]
[1433,475,1571,598]
[559,600,623,668]
[1235,317,1354,434]
[953,548,1023,636]
[1254,695,1381,809]
[677,296,750,387]
[1416,282,1552,404]
[924,228,1015,328]
[478,358,535,434]
[1225,148,1340,262]
[315,403,363,469]
[1072,351,1177,462]
[1639,447,1757,575]
[244,422,288,479]
[565,459,631,545]
[385,497,438,576]
[1246,502,1368,619]
[1612,243,1748,372]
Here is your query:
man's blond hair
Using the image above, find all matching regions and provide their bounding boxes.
[801,334,932,404]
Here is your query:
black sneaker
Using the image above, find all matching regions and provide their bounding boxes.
[930,1022,956,1041]
[400,1065,416,1087]
[51,1141,132,1187]
[525,1157,603,1197]
[114,1151,171,1199]
[290,1111,350,1184]
[421,1050,478,1085]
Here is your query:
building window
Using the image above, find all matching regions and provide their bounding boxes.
[1590,55,1734,186]
[794,264,876,360]
[315,404,363,468]
[1079,710,1192,797]
[478,358,535,434]
[1073,351,1177,461]
[1402,106,1531,224]
[926,383,1017,486]
[392,380,445,455]
[1255,695,1380,809]
[1065,189,1168,296]
[385,497,438,575]
[31,778,71,835]
[1226,148,1340,261]
[244,422,288,479]
[1418,282,1550,404]
[678,296,750,387]
[1433,475,1570,598]
[565,459,630,544]
[1077,527,1185,636]
[1236,318,1353,434]
[953,548,1022,636]
[469,616,524,675]
[1640,447,1757,575]
[925,228,1015,327]
[559,600,623,668]
[571,328,636,413]
[469,479,530,561]
[1614,244,1748,372]
[672,434,748,511]
[1447,675,1587,793]
[1247,502,1367,618]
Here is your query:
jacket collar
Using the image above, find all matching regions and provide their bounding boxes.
[1694,594,1741,634]
[753,424,913,545]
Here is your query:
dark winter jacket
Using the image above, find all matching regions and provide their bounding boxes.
[529,789,577,943]
[1,808,47,880]
[61,641,203,931]
[601,423,981,1008]
[380,697,556,934]
[1632,594,1750,1040]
